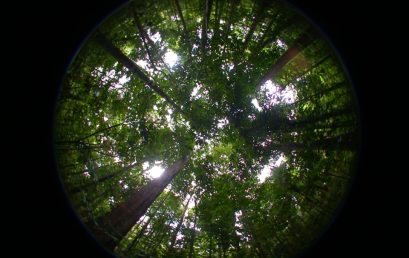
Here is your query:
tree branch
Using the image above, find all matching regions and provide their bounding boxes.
[94,32,187,116]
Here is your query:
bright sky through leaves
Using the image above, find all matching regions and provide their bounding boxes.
[54,0,358,256]
[164,50,178,67]
[146,165,165,179]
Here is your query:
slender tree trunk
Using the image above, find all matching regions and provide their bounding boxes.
[69,163,139,194]
[322,171,350,180]
[260,131,357,153]
[88,155,190,251]
[286,81,347,108]
[279,54,331,88]
[244,103,353,140]
[168,194,193,253]
[241,4,264,54]
[241,210,266,257]
[125,193,168,253]
[94,32,186,116]
[201,0,213,55]
[255,12,277,49]
[208,238,213,258]
[258,16,294,50]
[255,28,315,91]
[55,122,125,145]
[132,8,156,69]
[222,0,238,54]
[286,106,353,129]
[212,0,223,44]
[188,200,198,258]
[174,0,189,41]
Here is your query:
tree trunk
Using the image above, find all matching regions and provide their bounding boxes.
[249,105,353,138]
[258,16,294,50]
[212,0,223,46]
[201,0,213,55]
[286,81,347,108]
[55,122,125,145]
[255,12,277,50]
[88,155,190,251]
[255,28,315,91]
[69,163,139,194]
[125,193,168,253]
[261,131,357,153]
[188,200,198,258]
[222,0,238,54]
[132,8,156,70]
[168,193,193,253]
[286,106,353,129]
[279,53,331,88]
[174,0,189,41]
[94,32,186,116]
[241,4,264,54]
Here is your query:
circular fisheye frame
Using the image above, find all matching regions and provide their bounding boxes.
[54,0,359,257]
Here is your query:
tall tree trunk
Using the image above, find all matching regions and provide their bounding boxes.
[211,0,223,45]
[286,106,353,129]
[241,210,267,257]
[241,3,264,54]
[279,53,331,88]
[285,81,347,109]
[125,193,169,253]
[88,155,190,251]
[258,16,294,50]
[201,0,213,55]
[244,104,353,140]
[255,28,315,92]
[132,8,156,70]
[260,131,357,154]
[255,12,278,49]
[222,0,238,54]
[94,32,186,116]
[55,122,125,145]
[69,163,138,194]
[168,193,193,253]
[188,199,198,258]
[174,0,189,42]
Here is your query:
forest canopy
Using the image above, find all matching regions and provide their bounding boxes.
[54,0,359,257]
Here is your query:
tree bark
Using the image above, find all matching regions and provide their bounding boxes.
[255,28,315,92]
[88,154,190,251]
[125,193,168,253]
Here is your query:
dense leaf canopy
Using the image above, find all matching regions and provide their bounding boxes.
[54,0,359,257]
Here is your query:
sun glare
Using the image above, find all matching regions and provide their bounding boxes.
[146,165,165,179]
[164,50,179,67]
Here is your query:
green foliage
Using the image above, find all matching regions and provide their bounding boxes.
[55,0,358,257]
